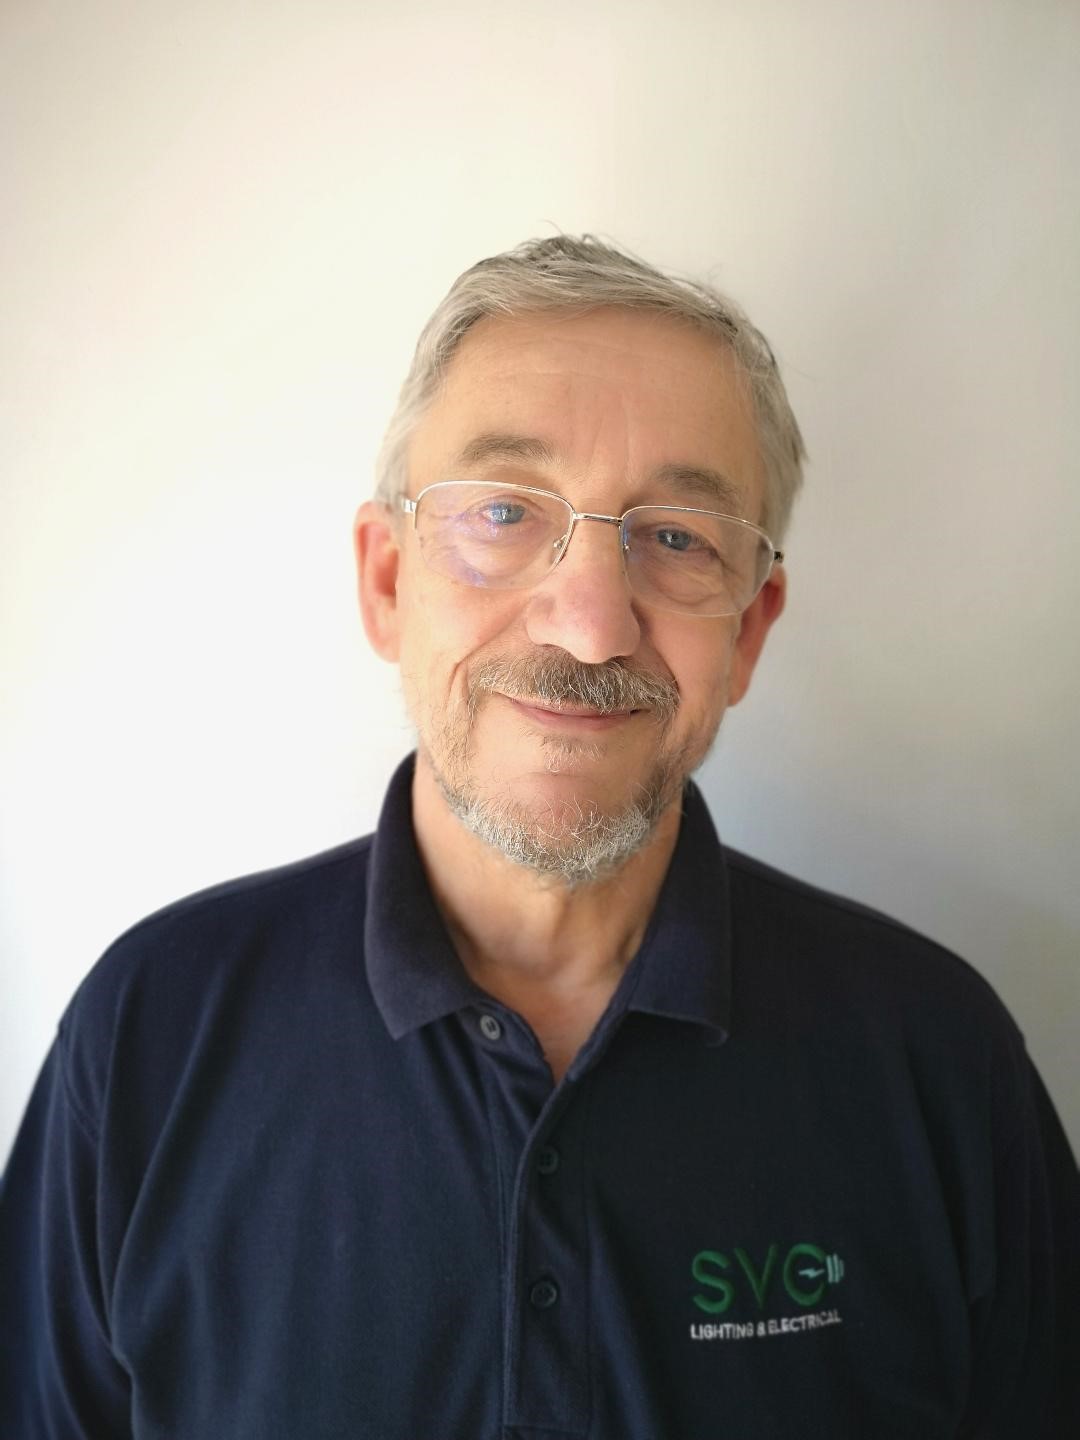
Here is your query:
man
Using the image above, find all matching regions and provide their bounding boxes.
[2,236,1077,1438]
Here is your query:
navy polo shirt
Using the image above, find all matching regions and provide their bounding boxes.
[2,753,1078,1438]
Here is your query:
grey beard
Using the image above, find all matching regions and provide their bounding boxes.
[433,753,689,888]
[422,652,691,888]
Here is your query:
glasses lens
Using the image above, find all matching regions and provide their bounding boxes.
[624,508,774,616]
[415,482,571,588]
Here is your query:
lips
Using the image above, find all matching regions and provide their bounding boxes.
[523,701,634,717]
[470,654,679,726]
[505,697,639,728]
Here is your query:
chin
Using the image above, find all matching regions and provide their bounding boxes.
[535,735,609,775]
[426,726,698,885]
[438,772,673,888]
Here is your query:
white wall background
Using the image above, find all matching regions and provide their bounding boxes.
[2,0,1077,1162]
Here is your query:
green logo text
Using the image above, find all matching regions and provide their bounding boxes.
[691,1243,845,1315]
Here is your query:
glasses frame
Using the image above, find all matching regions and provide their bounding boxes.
[397,479,784,618]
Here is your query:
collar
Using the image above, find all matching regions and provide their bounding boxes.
[365,753,732,1044]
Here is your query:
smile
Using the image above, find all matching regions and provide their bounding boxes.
[505,697,640,731]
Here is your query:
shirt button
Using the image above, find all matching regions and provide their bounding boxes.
[536,1146,560,1175]
[479,1013,503,1042]
[529,1278,559,1310]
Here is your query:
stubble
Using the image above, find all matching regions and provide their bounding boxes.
[417,650,705,888]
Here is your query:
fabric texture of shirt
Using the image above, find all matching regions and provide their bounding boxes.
[2,753,1079,1438]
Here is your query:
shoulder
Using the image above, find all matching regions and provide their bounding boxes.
[83,833,373,989]
[115,832,374,939]
[725,845,1009,1011]
[58,835,376,1124]
[721,846,1027,1096]
[719,848,1057,1177]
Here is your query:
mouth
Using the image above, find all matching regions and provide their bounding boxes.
[505,697,641,731]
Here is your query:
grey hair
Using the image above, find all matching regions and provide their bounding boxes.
[374,235,806,543]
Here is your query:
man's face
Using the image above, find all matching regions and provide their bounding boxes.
[361,306,784,882]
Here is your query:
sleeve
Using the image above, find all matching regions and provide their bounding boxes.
[960,1053,1080,1439]
[0,1036,132,1438]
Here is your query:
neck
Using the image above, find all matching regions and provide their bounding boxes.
[410,753,683,1078]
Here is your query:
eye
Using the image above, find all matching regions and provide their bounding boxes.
[655,526,707,553]
[480,500,528,526]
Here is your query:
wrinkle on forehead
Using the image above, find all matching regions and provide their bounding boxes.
[411,308,766,516]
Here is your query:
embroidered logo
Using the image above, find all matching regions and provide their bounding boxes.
[689,1242,845,1341]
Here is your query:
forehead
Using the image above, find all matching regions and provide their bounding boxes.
[407,307,765,508]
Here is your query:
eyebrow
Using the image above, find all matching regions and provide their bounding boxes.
[649,463,745,515]
[454,433,558,470]
[452,433,745,515]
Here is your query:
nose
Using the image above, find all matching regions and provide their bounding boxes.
[523,515,642,663]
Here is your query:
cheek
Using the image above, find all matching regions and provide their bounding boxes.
[667,630,737,732]
[397,575,524,712]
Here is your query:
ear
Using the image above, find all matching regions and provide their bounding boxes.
[353,500,403,662]
[727,564,786,707]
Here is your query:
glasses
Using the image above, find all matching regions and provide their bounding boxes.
[398,480,783,618]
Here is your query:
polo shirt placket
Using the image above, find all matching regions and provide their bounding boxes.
[466,1001,590,1435]
[366,757,736,1438]
[366,757,734,1439]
